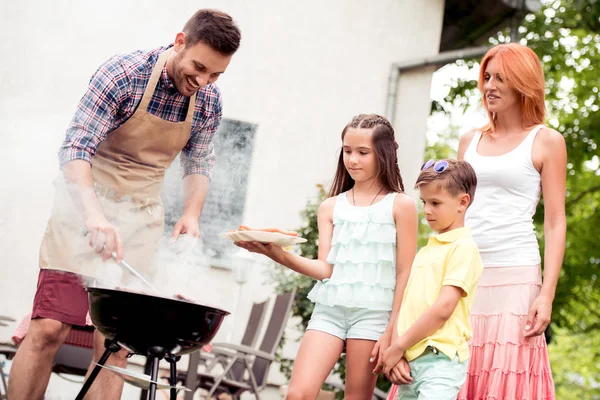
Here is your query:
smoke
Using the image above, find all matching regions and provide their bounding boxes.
[77,229,221,304]
[47,176,215,304]
[40,118,258,311]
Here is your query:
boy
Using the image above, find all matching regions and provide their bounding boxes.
[380,159,483,399]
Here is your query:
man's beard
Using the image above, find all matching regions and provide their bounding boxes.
[172,52,187,95]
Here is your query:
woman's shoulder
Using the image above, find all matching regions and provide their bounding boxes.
[533,126,566,159]
[459,128,481,146]
[536,126,565,146]
[458,128,480,159]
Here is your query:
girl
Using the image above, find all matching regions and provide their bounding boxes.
[235,114,417,399]
[456,44,566,399]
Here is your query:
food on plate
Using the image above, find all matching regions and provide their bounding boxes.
[232,225,299,237]
[173,293,197,303]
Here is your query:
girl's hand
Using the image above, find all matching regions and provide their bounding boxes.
[382,343,405,377]
[389,358,413,385]
[524,294,553,337]
[371,330,392,374]
[234,241,285,262]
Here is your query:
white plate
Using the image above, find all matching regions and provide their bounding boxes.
[220,230,307,247]
[96,363,190,391]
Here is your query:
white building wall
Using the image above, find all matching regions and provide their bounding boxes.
[0,0,444,388]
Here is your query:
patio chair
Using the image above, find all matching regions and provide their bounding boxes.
[171,298,270,400]
[201,298,270,373]
[184,289,296,400]
[0,317,94,399]
[11,315,95,381]
[0,315,17,399]
[52,325,95,378]
[0,343,16,400]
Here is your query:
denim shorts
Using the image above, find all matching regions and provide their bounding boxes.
[306,303,391,341]
[396,347,468,400]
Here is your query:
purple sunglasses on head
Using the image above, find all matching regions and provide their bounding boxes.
[422,159,449,173]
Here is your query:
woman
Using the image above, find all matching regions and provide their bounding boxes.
[457,43,566,399]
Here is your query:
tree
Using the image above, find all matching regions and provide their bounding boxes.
[269,1,600,396]
[434,0,600,394]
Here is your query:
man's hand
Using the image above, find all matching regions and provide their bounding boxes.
[85,213,124,261]
[382,343,405,377]
[63,160,124,261]
[172,214,201,240]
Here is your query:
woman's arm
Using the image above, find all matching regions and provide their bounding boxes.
[525,128,567,337]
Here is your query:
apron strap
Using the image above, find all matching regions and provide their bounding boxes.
[185,92,197,123]
[136,47,197,124]
[137,47,174,113]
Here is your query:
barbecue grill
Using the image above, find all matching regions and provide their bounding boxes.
[74,287,229,400]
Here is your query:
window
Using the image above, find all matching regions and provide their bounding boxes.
[162,119,257,266]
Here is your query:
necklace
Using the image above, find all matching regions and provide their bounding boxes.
[351,186,385,207]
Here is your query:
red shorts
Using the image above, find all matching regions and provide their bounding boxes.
[32,269,89,327]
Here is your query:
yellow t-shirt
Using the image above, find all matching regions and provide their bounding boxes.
[396,227,483,362]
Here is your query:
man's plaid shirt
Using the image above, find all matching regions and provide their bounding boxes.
[58,44,222,178]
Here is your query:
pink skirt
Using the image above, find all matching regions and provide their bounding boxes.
[388,265,555,400]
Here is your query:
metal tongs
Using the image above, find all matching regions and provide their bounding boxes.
[81,227,162,295]
[109,252,162,295]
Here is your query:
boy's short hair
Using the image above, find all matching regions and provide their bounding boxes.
[415,159,478,206]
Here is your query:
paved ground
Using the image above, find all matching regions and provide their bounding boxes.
[1,357,284,399]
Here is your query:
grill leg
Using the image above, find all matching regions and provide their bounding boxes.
[147,355,160,400]
[140,357,153,400]
[166,354,179,400]
[75,340,121,400]
[147,346,165,400]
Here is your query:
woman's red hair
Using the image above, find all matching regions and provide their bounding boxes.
[479,43,546,133]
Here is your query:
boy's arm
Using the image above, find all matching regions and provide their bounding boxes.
[382,286,463,376]
[393,240,481,353]
[392,285,464,352]
[382,240,482,375]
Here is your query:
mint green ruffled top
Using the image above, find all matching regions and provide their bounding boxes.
[307,191,397,311]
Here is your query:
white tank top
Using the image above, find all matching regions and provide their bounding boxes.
[464,125,543,267]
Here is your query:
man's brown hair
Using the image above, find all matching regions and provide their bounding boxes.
[183,9,241,55]
[415,159,478,206]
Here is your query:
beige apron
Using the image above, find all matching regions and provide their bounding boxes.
[39,48,196,283]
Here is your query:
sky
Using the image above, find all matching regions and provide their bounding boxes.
[426,63,488,145]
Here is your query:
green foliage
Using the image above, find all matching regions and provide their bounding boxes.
[550,328,600,399]
[269,1,600,396]
[432,0,600,395]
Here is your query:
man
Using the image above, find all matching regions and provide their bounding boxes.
[8,9,241,399]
